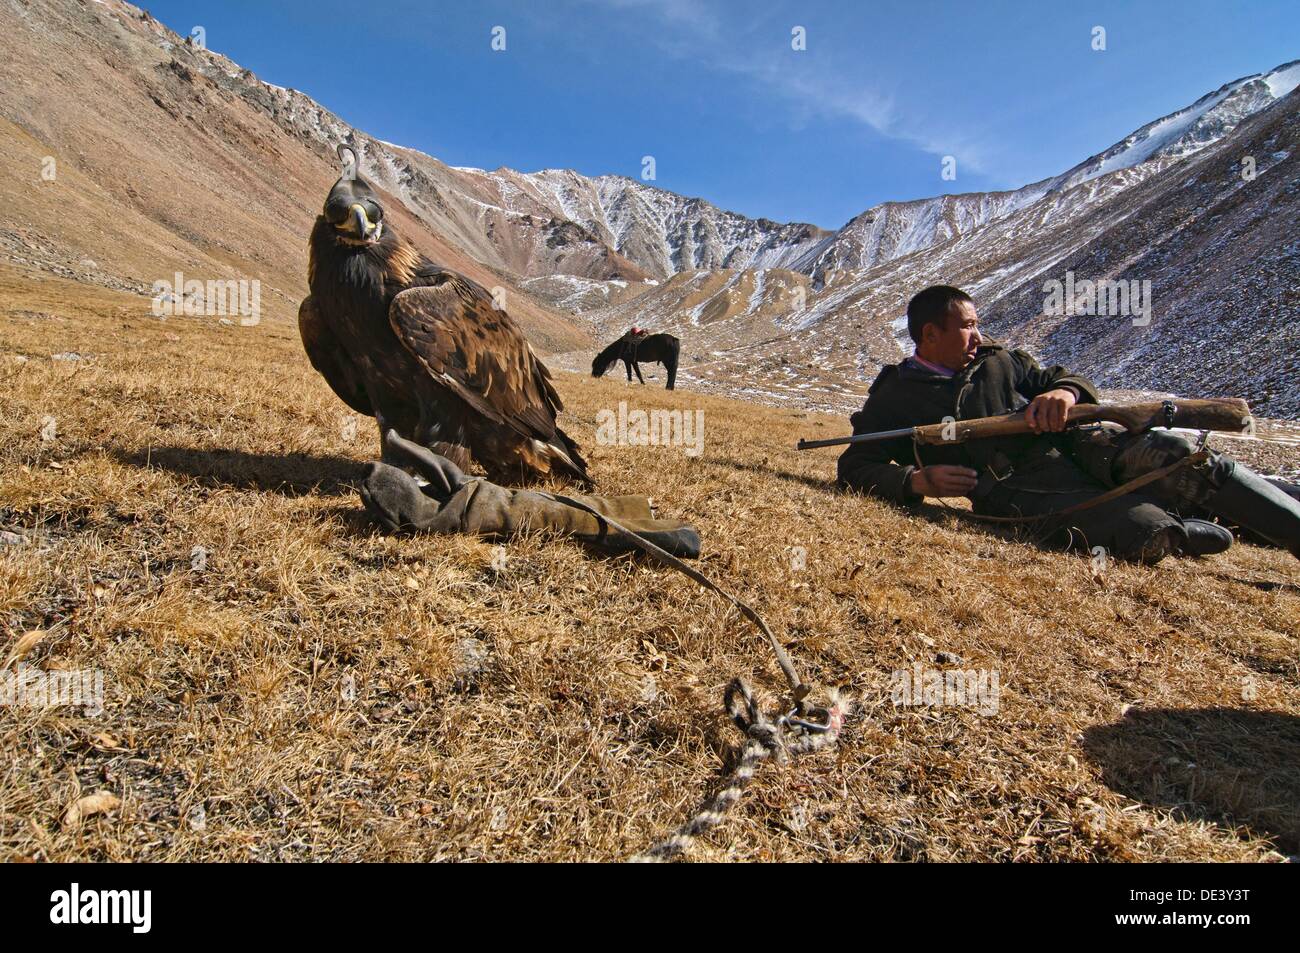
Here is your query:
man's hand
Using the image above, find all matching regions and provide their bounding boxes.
[909,464,979,499]
[1025,388,1077,433]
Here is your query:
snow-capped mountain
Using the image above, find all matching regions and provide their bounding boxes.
[578,73,1300,417]
[147,67,830,285]
[407,57,1300,291]
[1,0,1294,417]
[792,59,1300,283]
[1048,59,1300,193]
[790,187,1044,286]
[78,0,1293,314]
[444,167,832,280]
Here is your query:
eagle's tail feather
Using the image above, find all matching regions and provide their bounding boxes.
[429,441,473,472]
[540,429,593,488]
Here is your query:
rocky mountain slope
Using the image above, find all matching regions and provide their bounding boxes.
[0,0,588,350]
[982,93,1300,415]
[0,0,1293,418]
[443,166,832,280]
[579,67,1299,418]
[791,59,1300,284]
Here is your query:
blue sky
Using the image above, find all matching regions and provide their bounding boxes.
[144,0,1297,229]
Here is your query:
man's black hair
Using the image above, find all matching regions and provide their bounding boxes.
[906,285,972,344]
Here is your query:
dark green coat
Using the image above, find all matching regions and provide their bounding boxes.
[835,343,1196,559]
[837,343,1100,503]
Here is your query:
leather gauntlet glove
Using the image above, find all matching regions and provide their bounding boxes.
[361,432,701,558]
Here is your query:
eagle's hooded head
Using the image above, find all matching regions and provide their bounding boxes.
[324,144,385,245]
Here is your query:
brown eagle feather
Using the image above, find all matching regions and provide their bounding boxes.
[300,165,591,487]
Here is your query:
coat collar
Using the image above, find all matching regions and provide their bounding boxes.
[895,342,1004,382]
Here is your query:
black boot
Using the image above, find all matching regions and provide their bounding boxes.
[1133,519,1231,564]
[1180,518,1233,557]
[1206,464,1300,559]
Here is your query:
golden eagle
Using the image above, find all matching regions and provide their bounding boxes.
[299,144,591,486]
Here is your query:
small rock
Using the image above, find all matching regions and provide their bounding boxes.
[639,673,660,704]
[455,637,490,678]
[1,530,30,546]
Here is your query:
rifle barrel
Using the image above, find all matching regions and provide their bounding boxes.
[796,426,915,450]
[796,397,1252,451]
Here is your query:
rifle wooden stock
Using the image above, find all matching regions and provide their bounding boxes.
[795,398,1253,451]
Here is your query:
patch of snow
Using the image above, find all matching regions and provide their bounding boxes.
[746,269,766,316]
[890,315,911,355]
[1264,60,1300,99]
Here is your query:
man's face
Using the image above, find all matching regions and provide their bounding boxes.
[922,300,982,371]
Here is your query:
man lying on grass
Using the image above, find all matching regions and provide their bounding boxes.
[837,284,1300,564]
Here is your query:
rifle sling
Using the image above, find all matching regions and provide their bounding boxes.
[913,443,1209,525]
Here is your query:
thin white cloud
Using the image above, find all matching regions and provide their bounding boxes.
[763,64,993,173]
[582,0,996,174]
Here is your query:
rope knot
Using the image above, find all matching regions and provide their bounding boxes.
[725,677,789,759]
[745,719,785,754]
[631,677,850,862]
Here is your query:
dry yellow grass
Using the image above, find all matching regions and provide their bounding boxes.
[1,263,1297,862]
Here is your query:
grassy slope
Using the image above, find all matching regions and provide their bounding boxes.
[1,263,1297,862]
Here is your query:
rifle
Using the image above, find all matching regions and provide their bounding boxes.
[795,398,1253,451]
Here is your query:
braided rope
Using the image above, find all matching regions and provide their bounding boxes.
[545,499,846,861]
[630,678,846,863]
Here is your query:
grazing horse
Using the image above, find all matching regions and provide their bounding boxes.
[591,330,680,390]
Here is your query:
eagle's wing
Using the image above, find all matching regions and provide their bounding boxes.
[387,274,567,443]
[298,296,373,416]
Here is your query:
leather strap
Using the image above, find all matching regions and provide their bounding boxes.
[925,447,1209,525]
